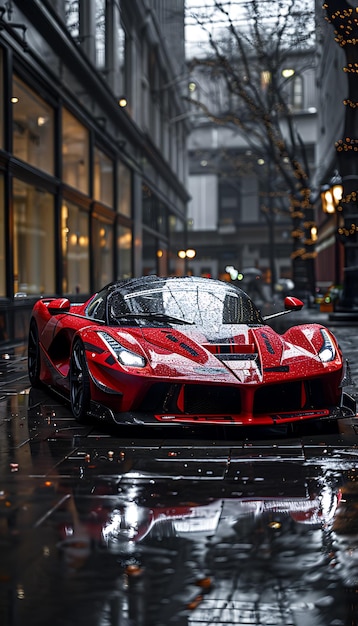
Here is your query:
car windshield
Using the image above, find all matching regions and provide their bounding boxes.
[106,277,263,327]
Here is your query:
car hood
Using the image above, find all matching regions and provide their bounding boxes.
[111,323,330,384]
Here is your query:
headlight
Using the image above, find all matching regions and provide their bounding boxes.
[99,332,146,368]
[318,329,336,363]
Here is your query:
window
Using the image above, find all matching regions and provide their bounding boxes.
[94,146,114,207]
[117,161,132,217]
[13,179,55,295]
[62,108,89,195]
[292,75,303,110]
[92,216,113,291]
[117,12,127,95]
[95,0,105,68]
[12,76,54,175]
[261,70,271,91]
[218,180,240,230]
[169,214,185,276]
[142,232,168,277]
[0,175,5,295]
[61,200,89,294]
[142,231,158,276]
[157,243,168,276]
[116,223,132,279]
[64,0,79,39]
[142,185,168,235]
[0,49,3,150]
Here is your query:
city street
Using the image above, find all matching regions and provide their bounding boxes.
[0,3,356,625]
[1,310,358,625]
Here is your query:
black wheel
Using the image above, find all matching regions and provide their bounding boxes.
[28,318,41,387]
[70,338,91,422]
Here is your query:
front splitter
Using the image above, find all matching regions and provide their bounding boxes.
[88,401,356,427]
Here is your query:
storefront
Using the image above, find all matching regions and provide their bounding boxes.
[0,1,189,344]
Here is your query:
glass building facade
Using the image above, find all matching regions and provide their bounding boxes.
[0,0,189,344]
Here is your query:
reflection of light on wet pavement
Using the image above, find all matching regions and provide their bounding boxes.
[0,335,358,624]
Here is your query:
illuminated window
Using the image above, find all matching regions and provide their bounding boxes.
[116,223,132,279]
[12,76,54,175]
[0,175,4,296]
[61,200,89,294]
[0,49,3,150]
[292,75,303,109]
[261,70,271,91]
[117,161,132,217]
[62,108,89,194]
[13,179,55,295]
[92,216,114,291]
[94,146,114,207]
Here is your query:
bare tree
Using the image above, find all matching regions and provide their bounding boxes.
[186,0,317,295]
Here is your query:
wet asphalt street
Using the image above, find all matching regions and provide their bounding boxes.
[1,309,358,625]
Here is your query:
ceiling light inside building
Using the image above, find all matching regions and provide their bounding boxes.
[282,68,295,78]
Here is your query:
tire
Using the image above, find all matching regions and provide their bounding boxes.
[70,338,91,422]
[28,318,41,387]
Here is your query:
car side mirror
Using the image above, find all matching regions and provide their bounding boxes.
[48,298,71,315]
[284,296,304,311]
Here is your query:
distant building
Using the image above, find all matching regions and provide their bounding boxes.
[0,0,189,344]
[185,49,318,293]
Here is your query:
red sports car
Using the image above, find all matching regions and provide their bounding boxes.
[27,275,356,427]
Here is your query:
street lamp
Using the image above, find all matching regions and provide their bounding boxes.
[177,249,196,259]
[321,173,343,214]
[177,249,196,275]
[321,173,343,289]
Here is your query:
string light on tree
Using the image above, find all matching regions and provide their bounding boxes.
[323,0,358,316]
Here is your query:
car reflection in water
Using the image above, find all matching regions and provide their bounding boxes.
[40,450,351,625]
[61,478,340,551]
[54,478,350,625]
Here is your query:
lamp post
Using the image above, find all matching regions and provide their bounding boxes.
[321,173,343,289]
[324,1,358,319]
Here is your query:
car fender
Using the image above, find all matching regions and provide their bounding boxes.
[283,324,342,361]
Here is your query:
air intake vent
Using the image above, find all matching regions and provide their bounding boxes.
[184,385,241,414]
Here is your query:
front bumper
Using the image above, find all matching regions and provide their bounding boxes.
[89,391,356,427]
